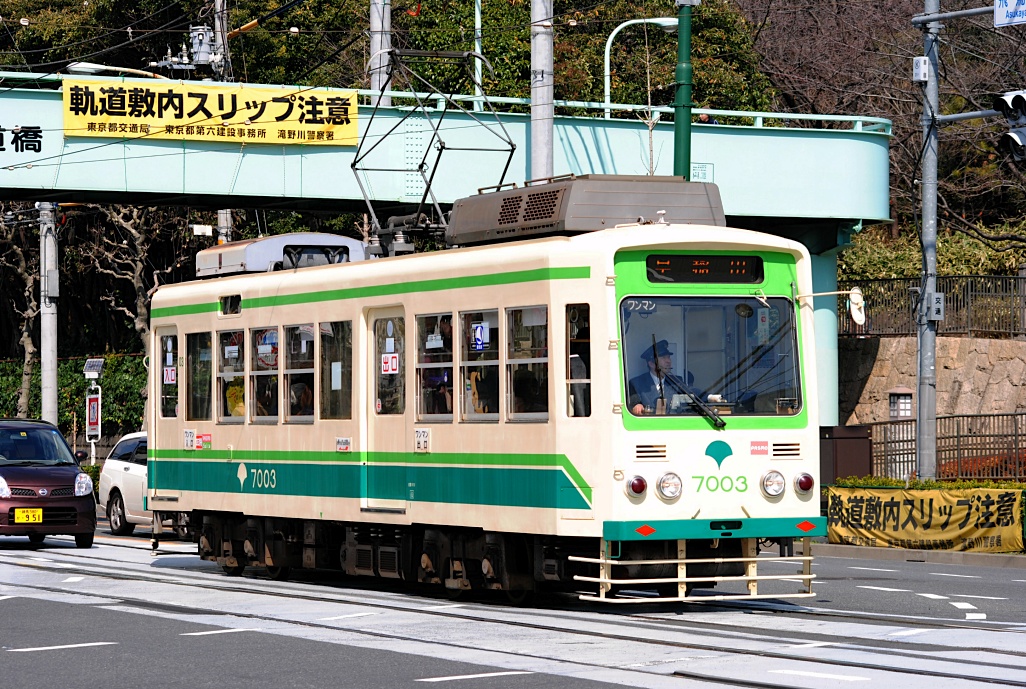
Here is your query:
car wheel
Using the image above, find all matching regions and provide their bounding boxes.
[27,534,45,545]
[75,532,94,549]
[107,492,135,536]
[221,563,246,576]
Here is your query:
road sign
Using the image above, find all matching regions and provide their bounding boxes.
[995,0,1026,28]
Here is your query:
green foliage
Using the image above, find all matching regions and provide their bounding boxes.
[838,224,1026,281]
[79,464,101,497]
[0,355,146,438]
[831,475,1026,491]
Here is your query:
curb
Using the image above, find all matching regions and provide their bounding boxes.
[800,541,1026,569]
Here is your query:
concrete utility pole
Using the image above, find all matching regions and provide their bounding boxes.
[370,0,392,107]
[530,0,553,180]
[213,0,235,244]
[37,202,58,425]
[672,0,699,179]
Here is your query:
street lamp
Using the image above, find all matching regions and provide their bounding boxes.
[603,18,678,119]
[66,61,169,79]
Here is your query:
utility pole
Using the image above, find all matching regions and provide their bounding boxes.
[213,0,234,244]
[672,0,699,179]
[370,0,392,107]
[530,0,553,180]
[37,202,58,425]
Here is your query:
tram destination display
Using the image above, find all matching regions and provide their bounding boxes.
[646,254,764,284]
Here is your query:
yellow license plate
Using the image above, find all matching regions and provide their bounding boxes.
[14,508,42,524]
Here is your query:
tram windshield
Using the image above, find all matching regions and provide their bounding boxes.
[620,296,801,419]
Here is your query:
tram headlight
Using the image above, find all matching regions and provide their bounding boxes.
[625,475,647,498]
[656,472,683,500]
[761,470,785,498]
[794,472,815,494]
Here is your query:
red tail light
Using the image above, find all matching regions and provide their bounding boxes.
[794,473,815,494]
[627,475,647,497]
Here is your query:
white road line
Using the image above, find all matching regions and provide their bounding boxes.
[788,641,837,649]
[769,670,869,682]
[849,566,898,572]
[949,602,977,610]
[857,585,910,592]
[421,604,465,611]
[966,613,988,620]
[953,594,1007,600]
[27,557,52,562]
[7,642,118,652]
[180,628,259,636]
[416,671,532,683]
[318,612,378,621]
[888,629,928,637]
[930,572,979,578]
[916,593,948,600]
[62,576,84,583]
[0,595,16,601]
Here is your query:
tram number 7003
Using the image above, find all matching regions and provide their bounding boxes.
[692,475,749,493]
[250,468,277,490]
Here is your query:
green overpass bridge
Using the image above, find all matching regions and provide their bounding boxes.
[0,71,892,425]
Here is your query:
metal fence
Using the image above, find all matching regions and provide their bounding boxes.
[838,276,1026,337]
[866,414,1026,481]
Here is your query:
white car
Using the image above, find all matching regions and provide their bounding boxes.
[98,431,148,536]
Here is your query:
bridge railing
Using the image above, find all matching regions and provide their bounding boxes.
[864,414,1026,481]
[355,89,892,134]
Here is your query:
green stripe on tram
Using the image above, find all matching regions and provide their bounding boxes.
[149,449,592,510]
[151,266,591,319]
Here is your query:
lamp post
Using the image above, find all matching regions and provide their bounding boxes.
[603,18,678,120]
[672,0,701,179]
[67,61,169,79]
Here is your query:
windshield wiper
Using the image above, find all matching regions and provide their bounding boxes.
[663,376,726,429]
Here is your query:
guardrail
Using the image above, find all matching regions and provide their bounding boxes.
[839,276,1026,337]
[865,414,1026,481]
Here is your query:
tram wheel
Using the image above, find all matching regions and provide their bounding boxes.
[503,588,535,607]
[221,563,246,576]
[265,565,290,581]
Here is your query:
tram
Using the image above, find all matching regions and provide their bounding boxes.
[147,175,824,602]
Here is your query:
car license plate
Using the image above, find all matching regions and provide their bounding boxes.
[14,508,42,524]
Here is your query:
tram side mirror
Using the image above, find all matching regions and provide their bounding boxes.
[848,287,866,326]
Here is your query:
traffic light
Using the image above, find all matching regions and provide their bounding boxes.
[994,90,1026,160]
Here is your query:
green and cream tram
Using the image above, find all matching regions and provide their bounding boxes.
[147,176,823,602]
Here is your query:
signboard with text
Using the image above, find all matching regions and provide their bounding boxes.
[62,79,358,146]
[85,392,101,441]
[995,0,1026,28]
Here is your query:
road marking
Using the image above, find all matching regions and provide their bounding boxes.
[916,593,948,600]
[62,576,84,583]
[27,557,52,562]
[888,629,928,637]
[966,613,988,620]
[849,566,897,572]
[953,594,1006,600]
[180,628,259,636]
[0,595,16,601]
[949,601,977,610]
[421,604,465,611]
[769,670,869,682]
[788,641,837,649]
[416,671,531,683]
[857,586,910,592]
[7,642,118,652]
[929,572,979,578]
[318,612,378,621]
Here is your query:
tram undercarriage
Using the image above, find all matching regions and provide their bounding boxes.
[152,511,814,602]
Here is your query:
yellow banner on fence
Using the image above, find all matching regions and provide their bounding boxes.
[827,487,1023,553]
[62,79,357,146]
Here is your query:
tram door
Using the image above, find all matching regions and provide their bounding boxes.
[364,309,409,512]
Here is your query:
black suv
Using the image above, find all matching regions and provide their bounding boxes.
[0,419,96,548]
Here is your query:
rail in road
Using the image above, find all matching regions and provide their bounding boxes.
[0,532,1023,688]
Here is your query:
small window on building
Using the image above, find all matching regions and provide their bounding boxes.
[285,324,315,422]
[220,294,241,315]
[889,387,914,419]
[320,321,352,420]
[460,310,499,421]
[374,317,405,415]
[187,332,212,421]
[218,330,245,422]
[250,327,279,422]
[508,306,548,420]
[416,314,454,421]
[566,304,590,417]
[159,334,179,418]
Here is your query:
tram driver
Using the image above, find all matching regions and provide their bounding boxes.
[627,339,695,415]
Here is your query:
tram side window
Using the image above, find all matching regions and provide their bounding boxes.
[460,309,499,421]
[187,332,212,420]
[374,317,405,415]
[159,334,179,418]
[508,307,548,420]
[250,327,279,422]
[218,330,245,422]
[416,314,453,421]
[566,304,591,417]
[284,324,315,422]
[320,321,352,420]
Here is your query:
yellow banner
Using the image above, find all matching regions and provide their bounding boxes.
[62,79,357,146]
[827,487,1023,553]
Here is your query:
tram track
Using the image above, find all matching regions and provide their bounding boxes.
[1,539,1025,688]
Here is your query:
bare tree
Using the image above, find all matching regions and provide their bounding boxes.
[0,205,40,417]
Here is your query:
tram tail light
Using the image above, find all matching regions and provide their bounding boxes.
[626,475,647,498]
[794,472,815,494]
